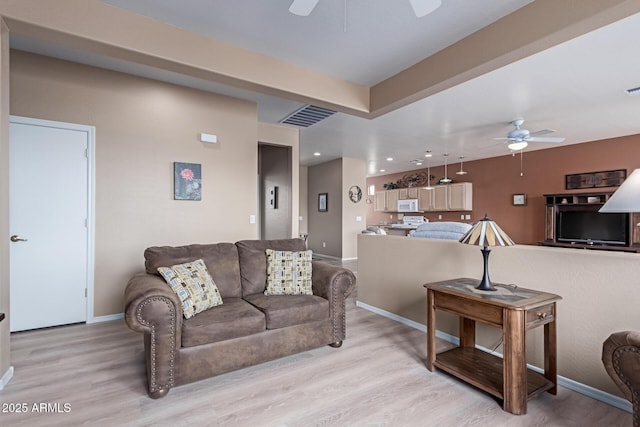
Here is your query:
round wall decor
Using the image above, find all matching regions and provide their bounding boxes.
[349,185,362,203]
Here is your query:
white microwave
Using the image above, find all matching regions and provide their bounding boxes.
[398,199,419,212]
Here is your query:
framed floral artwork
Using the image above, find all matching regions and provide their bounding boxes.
[174,162,202,200]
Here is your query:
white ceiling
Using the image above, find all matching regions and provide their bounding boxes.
[11,1,640,176]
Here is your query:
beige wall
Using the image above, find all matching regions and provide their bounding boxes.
[307,157,367,259]
[0,18,10,383]
[357,234,640,398]
[308,159,342,257]
[10,51,259,316]
[341,158,367,259]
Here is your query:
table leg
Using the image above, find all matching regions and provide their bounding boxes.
[503,308,527,415]
[544,304,558,395]
[427,289,436,371]
[460,317,475,348]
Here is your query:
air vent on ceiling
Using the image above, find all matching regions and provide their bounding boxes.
[625,86,640,96]
[280,105,336,127]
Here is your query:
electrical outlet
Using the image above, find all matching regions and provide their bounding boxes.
[249,215,256,224]
[322,242,326,248]
[356,216,362,222]
[461,214,465,220]
[438,214,442,220]
[465,214,471,220]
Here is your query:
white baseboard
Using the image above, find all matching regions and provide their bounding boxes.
[89,313,124,323]
[355,300,633,414]
[0,366,14,390]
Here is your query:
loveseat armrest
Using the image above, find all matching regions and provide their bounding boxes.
[312,261,356,344]
[602,330,640,426]
[124,273,182,398]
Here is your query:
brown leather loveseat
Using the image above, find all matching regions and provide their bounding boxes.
[124,238,356,398]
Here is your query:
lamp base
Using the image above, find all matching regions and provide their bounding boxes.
[475,246,497,291]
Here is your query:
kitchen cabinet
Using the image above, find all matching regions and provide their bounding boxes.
[418,187,433,211]
[374,189,399,212]
[399,187,418,199]
[432,183,473,211]
[374,184,471,212]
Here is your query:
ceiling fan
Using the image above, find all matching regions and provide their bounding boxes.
[494,119,566,151]
[289,0,442,17]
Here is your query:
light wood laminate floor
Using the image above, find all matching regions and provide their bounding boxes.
[0,260,632,426]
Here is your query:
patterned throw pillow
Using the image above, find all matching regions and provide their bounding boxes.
[157,259,223,319]
[264,249,313,296]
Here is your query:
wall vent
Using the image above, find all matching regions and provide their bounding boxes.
[280,105,336,127]
[625,86,640,96]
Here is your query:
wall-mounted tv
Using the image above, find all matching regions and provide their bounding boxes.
[557,206,628,246]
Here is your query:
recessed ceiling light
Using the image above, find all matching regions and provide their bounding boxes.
[416,162,423,166]
[313,152,321,156]
[379,169,386,173]
[386,157,393,161]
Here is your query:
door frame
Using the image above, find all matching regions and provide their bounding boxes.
[10,115,96,323]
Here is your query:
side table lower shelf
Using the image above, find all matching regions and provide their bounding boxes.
[434,347,555,401]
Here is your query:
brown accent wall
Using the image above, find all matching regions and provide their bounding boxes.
[9,50,259,316]
[367,134,640,244]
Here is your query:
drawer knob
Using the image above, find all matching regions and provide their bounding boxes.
[537,312,548,319]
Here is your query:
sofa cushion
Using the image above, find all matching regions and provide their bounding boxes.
[236,239,307,296]
[265,249,313,296]
[145,243,242,298]
[158,259,224,319]
[181,297,266,347]
[244,293,329,330]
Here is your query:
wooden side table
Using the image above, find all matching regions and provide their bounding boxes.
[425,278,562,415]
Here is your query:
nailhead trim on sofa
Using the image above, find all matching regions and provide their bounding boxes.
[136,296,176,393]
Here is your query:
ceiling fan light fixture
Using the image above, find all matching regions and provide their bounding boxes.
[507,141,528,151]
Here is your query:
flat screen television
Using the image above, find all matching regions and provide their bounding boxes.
[557,207,628,246]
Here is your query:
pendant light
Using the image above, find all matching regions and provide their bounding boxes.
[456,156,467,175]
[440,153,452,184]
[425,151,433,189]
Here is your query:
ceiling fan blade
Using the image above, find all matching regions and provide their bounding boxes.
[492,137,510,140]
[529,129,556,137]
[527,137,566,143]
[409,0,442,17]
[289,0,320,16]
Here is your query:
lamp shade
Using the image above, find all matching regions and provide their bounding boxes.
[599,168,640,213]
[459,214,515,247]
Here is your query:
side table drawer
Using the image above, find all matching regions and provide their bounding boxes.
[526,303,555,328]
[434,292,503,327]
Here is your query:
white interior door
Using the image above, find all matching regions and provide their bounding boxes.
[9,117,91,332]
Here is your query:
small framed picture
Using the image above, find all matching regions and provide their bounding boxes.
[318,193,328,212]
[174,162,202,201]
[513,194,527,206]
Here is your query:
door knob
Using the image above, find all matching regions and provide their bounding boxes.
[10,235,28,242]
